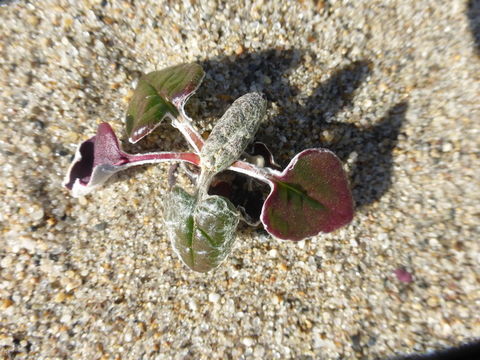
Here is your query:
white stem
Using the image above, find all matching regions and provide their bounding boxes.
[171,113,205,153]
[227,160,281,186]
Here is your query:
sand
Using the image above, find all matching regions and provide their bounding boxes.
[0,0,479,359]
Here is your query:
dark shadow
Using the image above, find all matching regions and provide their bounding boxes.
[0,0,18,6]
[320,102,407,208]
[467,0,480,55]
[300,60,405,208]
[193,49,303,120]
[195,51,405,209]
[388,340,480,360]
[305,60,373,126]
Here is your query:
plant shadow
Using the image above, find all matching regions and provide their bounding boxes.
[197,50,406,209]
[193,49,303,121]
[386,339,480,360]
[320,101,407,208]
[467,0,480,55]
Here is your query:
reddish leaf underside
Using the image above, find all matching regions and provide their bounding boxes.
[63,122,201,197]
[64,123,127,190]
[93,123,129,167]
[261,149,354,241]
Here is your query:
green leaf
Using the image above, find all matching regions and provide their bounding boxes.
[164,188,239,273]
[125,63,205,143]
[261,149,354,241]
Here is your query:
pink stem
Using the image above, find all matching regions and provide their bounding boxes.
[228,160,281,185]
[125,152,278,188]
[126,152,200,166]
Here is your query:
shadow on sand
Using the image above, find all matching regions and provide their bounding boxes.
[195,49,406,209]
[467,0,480,55]
[389,340,480,360]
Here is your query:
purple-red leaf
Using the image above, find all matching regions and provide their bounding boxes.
[261,149,354,241]
[125,63,205,143]
[63,122,199,197]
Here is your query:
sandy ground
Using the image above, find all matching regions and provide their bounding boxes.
[1,0,479,359]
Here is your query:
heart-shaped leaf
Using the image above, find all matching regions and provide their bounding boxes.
[164,188,239,273]
[261,149,354,241]
[126,63,205,143]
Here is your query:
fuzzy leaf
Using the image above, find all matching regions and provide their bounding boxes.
[200,92,267,175]
[164,188,239,273]
[126,63,205,143]
[261,149,354,241]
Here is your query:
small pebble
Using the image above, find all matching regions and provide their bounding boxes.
[427,296,440,308]
[394,268,414,283]
[54,292,67,303]
[208,293,221,303]
[442,142,453,152]
[242,337,255,347]
[1,299,14,309]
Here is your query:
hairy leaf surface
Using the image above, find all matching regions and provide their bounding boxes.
[200,92,267,174]
[164,188,239,272]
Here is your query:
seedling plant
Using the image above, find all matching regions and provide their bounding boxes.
[64,63,354,272]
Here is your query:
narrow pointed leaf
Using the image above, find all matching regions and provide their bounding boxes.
[164,188,239,273]
[126,63,205,143]
[200,92,267,175]
[261,149,354,241]
[198,92,267,195]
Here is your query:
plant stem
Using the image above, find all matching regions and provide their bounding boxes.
[172,114,205,152]
[196,169,215,200]
[126,152,200,167]
[228,160,281,186]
